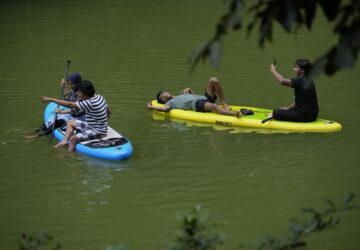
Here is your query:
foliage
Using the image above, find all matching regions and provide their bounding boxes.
[103,244,130,250]
[15,193,356,250]
[190,0,360,77]
[164,204,225,250]
[16,232,61,250]
[238,192,357,250]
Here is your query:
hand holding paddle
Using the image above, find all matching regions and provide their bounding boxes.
[49,60,71,142]
[59,60,71,100]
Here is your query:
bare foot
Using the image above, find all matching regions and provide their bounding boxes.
[54,140,67,148]
[236,111,242,118]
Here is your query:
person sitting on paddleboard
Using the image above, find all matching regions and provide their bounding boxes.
[36,73,85,136]
[268,59,319,122]
[55,72,85,119]
[147,77,242,118]
[41,80,109,152]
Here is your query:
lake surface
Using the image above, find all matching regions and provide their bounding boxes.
[0,1,359,249]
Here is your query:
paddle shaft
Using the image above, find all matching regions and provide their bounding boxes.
[261,60,277,124]
[59,60,71,100]
[49,60,71,141]
[261,116,274,124]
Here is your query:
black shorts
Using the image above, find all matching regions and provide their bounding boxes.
[273,109,317,122]
[195,91,217,112]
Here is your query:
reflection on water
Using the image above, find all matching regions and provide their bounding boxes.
[77,158,130,210]
[64,154,132,194]
[152,112,294,134]
[80,155,133,171]
[78,166,113,211]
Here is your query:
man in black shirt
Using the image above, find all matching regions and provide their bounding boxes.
[269,59,319,122]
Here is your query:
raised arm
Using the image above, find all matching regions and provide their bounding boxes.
[41,96,79,109]
[270,64,292,87]
[147,102,171,112]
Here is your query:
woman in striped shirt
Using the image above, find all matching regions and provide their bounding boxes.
[41,80,109,152]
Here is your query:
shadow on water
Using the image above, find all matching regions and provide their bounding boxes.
[53,150,132,196]
[152,112,298,134]
[77,154,133,171]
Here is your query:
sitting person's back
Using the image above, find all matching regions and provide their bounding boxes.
[77,93,108,135]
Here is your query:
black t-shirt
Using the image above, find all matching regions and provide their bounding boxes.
[291,76,319,116]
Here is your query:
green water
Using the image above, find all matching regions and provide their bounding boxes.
[0,0,359,249]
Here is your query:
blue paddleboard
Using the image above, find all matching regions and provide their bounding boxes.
[44,102,133,161]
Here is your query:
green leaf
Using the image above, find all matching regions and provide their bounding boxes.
[302,207,320,216]
[303,0,317,30]
[344,192,355,207]
[336,43,356,68]
[290,223,303,238]
[318,0,340,21]
[230,15,242,30]
[258,11,272,47]
[325,198,336,213]
[283,0,298,31]
[304,220,318,233]
[104,244,129,250]
[209,40,222,67]
[334,5,352,33]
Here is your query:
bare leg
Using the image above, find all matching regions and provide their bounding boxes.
[206,77,229,110]
[204,103,241,117]
[54,120,76,148]
[68,135,78,152]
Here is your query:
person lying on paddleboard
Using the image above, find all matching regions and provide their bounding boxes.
[36,72,85,136]
[268,58,319,122]
[147,77,242,118]
[41,80,109,152]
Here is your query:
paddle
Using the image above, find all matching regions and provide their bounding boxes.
[261,116,274,124]
[261,59,276,124]
[49,60,71,142]
[60,60,71,100]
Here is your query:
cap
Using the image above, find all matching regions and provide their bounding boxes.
[67,73,82,84]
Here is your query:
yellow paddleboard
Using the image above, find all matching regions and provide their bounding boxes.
[150,100,342,133]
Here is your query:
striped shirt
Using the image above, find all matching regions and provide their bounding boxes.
[76,95,108,135]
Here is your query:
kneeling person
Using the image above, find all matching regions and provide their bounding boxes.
[41,80,108,152]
